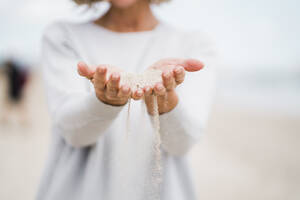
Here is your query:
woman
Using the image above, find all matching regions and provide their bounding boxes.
[37,0,216,199]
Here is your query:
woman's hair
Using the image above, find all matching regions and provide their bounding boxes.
[73,0,169,5]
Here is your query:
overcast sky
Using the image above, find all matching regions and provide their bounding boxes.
[0,0,299,70]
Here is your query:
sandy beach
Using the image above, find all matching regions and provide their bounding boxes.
[0,71,299,200]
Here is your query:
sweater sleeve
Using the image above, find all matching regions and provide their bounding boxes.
[159,32,217,156]
[41,22,124,148]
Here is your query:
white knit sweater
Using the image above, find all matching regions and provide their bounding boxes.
[36,20,216,200]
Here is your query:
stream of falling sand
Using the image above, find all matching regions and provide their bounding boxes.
[120,69,163,200]
[126,94,162,200]
[151,94,163,200]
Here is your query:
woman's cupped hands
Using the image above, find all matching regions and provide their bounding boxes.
[77,58,204,113]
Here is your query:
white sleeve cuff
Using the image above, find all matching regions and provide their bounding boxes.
[159,100,200,156]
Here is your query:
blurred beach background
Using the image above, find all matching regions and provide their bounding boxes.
[0,0,299,199]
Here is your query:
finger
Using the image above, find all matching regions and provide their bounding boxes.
[131,88,144,100]
[173,66,185,85]
[144,86,155,114]
[150,58,204,72]
[93,66,107,91]
[144,86,153,97]
[156,58,204,72]
[182,59,204,72]
[117,84,131,98]
[77,61,95,79]
[106,72,120,97]
[154,83,166,96]
[162,71,176,91]
[144,94,155,115]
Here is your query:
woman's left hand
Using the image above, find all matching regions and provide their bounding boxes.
[144,58,204,115]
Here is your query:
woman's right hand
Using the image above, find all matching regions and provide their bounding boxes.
[77,62,144,106]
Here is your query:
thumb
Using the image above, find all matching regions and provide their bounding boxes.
[182,59,204,72]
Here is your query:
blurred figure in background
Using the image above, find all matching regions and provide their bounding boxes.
[0,59,30,125]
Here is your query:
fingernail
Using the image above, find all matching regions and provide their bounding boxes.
[175,67,183,73]
[137,90,143,96]
[123,86,129,92]
[100,67,106,73]
[164,72,170,78]
[157,85,163,90]
[112,73,119,80]
[78,61,85,67]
